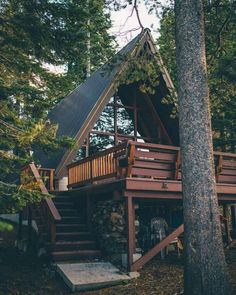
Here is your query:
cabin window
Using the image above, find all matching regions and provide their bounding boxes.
[88,94,138,154]
[117,107,135,137]
[93,105,114,133]
[88,133,114,155]
[77,92,159,160]
[76,146,87,160]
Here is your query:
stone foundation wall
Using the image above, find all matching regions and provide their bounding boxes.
[92,200,127,255]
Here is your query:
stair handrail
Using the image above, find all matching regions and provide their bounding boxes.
[28,162,61,222]
[21,162,61,245]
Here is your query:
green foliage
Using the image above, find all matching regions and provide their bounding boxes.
[116,45,161,94]
[158,0,236,151]
[0,181,47,213]
[0,220,13,232]
[0,0,114,212]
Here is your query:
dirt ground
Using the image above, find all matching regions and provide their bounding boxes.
[0,228,235,295]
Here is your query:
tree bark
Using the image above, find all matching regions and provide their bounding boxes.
[175,1,231,294]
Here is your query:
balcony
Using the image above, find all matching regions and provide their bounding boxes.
[67,141,236,201]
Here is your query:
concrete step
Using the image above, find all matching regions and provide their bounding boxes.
[52,250,101,261]
[56,224,87,233]
[56,232,93,241]
[56,262,134,292]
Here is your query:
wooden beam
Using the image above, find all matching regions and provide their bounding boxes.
[175,150,181,180]
[124,190,182,200]
[114,95,118,145]
[127,144,135,177]
[142,92,173,145]
[27,205,32,250]
[86,193,93,232]
[113,190,122,200]
[134,94,138,141]
[231,205,236,232]
[49,169,54,191]
[126,178,182,192]
[223,205,231,244]
[126,196,135,271]
[216,154,223,182]
[18,211,23,241]
[131,224,184,271]
[90,130,155,142]
[108,102,144,111]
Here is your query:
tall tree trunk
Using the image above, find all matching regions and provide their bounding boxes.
[175,1,231,294]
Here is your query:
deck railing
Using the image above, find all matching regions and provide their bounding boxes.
[38,168,55,191]
[67,141,236,188]
[67,142,129,187]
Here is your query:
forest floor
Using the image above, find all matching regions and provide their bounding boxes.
[0,227,236,295]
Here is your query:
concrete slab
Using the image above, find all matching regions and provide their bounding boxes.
[57,262,136,292]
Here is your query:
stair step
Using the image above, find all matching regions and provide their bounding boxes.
[51,240,97,251]
[61,217,84,224]
[56,232,93,241]
[52,250,101,261]
[54,202,74,209]
[58,209,78,217]
[54,196,72,202]
[56,224,87,233]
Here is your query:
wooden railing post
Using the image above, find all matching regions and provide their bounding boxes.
[50,222,56,245]
[21,162,61,249]
[27,205,33,250]
[18,211,23,241]
[49,169,54,191]
[175,150,181,180]
[127,144,135,178]
[90,159,93,182]
[216,154,223,182]
[86,193,93,232]
[126,196,135,271]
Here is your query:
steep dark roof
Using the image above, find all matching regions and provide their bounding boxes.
[50,33,141,139]
[37,29,178,177]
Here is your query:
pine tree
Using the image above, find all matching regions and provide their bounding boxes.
[0,0,114,212]
[175,0,231,293]
[158,0,236,151]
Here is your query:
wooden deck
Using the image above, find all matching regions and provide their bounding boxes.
[21,141,236,271]
[66,141,236,271]
[67,141,236,202]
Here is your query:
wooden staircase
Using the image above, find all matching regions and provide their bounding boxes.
[21,162,100,263]
[48,194,101,262]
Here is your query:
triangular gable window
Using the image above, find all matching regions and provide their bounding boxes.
[76,93,150,159]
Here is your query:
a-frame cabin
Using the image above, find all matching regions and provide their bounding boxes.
[21,29,236,271]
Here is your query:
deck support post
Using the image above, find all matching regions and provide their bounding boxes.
[223,204,231,244]
[113,190,121,200]
[27,205,32,250]
[50,222,56,246]
[231,205,236,238]
[86,193,93,232]
[126,196,135,271]
[18,211,23,241]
